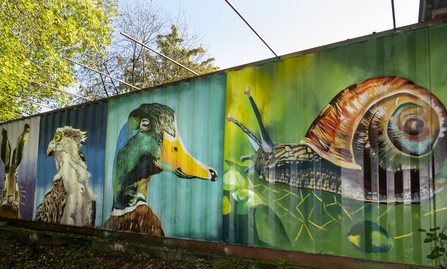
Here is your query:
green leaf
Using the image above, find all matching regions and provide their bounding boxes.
[222,196,231,215]
[254,205,292,250]
[431,227,441,231]
[232,188,250,201]
[418,228,427,232]
[223,170,245,191]
[440,233,447,240]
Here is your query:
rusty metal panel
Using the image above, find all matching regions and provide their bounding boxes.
[0,117,40,220]
[33,103,107,227]
[102,75,226,241]
[222,22,447,267]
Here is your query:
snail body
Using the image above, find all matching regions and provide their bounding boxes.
[228,76,447,203]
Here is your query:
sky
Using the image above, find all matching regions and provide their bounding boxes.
[135,0,421,70]
[40,0,421,114]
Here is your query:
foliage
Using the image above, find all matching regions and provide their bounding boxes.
[77,1,218,100]
[419,223,447,268]
[0,0,117,121]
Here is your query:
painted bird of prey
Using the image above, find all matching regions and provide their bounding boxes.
[35,126,97,227]
[104,103,217,235]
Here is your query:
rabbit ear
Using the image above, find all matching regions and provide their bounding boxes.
[11,124,30,168]
[1,129,11,170]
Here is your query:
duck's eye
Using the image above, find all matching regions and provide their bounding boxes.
[140,118,151,132]
[55,133,62,142]
[174,147,178,152]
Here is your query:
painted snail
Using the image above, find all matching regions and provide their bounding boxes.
[227,76,447,203]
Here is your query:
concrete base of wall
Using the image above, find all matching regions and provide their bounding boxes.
[0,218,435,269]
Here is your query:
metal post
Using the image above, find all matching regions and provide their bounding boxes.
[29,80,93,101]
[120,32,200,76]
[391,0,396,29]
[224,0,278,58]
[63,57,141,91]
[6,94,55,110]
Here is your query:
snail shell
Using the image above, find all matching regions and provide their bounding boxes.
[300,76,447,201]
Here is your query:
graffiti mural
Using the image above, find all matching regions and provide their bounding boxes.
[104,104,218,235]
[0,17,447,269]
[102,76,225,240]
[34,103,107,227]
[0,118,40,220]
[227,77,447,203]
[0,124,30,218]
[225,76,447,255]
[35,127,97,226]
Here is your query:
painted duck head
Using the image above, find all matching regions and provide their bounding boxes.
[112,103,217,211]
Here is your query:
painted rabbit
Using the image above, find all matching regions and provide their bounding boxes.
[0,124,30,218]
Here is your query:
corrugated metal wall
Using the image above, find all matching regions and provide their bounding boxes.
[103,75,226,241]
[34,103,107,227]
[221,20,447,267]
[1,18,447,268]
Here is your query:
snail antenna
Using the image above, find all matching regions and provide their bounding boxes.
[227,114,261,151]
[244,86,274,152]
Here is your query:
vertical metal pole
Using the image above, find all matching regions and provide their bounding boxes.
[391,0,397,29]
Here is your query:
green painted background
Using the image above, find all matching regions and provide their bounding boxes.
[223,21,447,266]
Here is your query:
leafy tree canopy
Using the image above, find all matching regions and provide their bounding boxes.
[123,24,219,88]
[78,1,218,100]
[0,0,117,121]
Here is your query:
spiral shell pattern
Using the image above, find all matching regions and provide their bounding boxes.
[300,76,447,173]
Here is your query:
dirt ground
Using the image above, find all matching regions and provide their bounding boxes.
[0,231,300,269]
[0,233,218,269]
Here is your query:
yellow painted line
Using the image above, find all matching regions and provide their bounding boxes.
[280,212,289,218]
[289,212,304,223]
[295,207,305,223]
[326,195,338,207]
[263,185,279,193]
[353,204,370,215]
[276,185,284,197]
[285,190,300,198]
[308,205,327,231]
[375,205,393,221]
[246,170,254,187]
[274,199,289,212]
[296,193,310,209]
[294,224,304,242]
[255,193,269,206]
[393,232,414,239]
[338,203,353,221]
[262,186,268,194]
[274,192,290,201]
[323,203,342,225]
[424,207,447,216]
[320,219,335,229]
[304,224,315,245]
[312,191,322,202]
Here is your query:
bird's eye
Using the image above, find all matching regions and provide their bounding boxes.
[140,118,150,132]
[55,133,62,142]
[174,147,178,152]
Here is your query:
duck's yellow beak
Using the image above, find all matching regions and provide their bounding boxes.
[155,130,217,181]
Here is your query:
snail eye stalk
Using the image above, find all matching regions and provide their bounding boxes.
[244,86,274,153]
[227,114,261,151]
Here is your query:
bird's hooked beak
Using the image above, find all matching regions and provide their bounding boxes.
[46,140,55,157]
